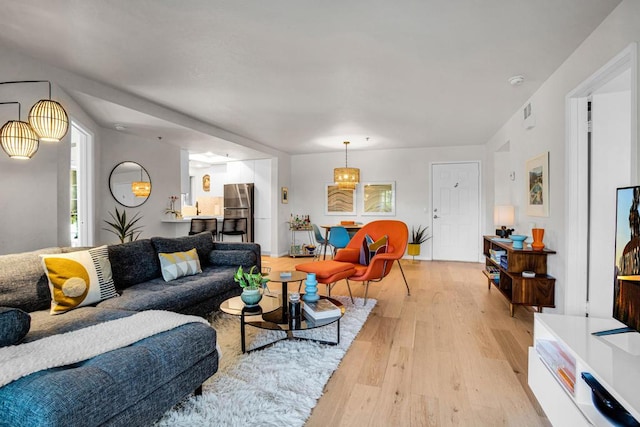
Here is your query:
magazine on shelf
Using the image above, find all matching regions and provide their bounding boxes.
[303,299,341,319]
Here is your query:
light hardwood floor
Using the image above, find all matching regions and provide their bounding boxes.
[261,256,551,427]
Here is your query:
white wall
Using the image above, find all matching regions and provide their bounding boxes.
[290,145,486,260]
[0,46,101,254]
[484,0,640,314]
[99,128,182,244]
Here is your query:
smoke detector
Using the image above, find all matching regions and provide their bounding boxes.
[508,75,525,86]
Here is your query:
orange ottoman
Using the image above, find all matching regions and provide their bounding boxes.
[296,260,356,302]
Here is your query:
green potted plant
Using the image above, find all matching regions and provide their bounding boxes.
[234,265,270,307]
[408,225,431,259]
[103,207,144,243]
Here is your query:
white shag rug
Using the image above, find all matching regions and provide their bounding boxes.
[156,296,376,427]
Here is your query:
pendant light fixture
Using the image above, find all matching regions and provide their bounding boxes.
[131,165,151,198]
[0,81,69,156]
[334,141,360,190]
[0,101,39,159]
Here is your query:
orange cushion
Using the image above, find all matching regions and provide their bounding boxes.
[296,260,355,280]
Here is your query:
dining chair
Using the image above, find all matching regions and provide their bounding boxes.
[312,224,331,260]
[203,218,218,240]
[328,226,351,257]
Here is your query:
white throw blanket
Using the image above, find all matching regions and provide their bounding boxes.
[0,310,212,387]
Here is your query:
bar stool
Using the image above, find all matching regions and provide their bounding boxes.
[219,218,248,242]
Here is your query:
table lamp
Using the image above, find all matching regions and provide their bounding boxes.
[494,205,515,238]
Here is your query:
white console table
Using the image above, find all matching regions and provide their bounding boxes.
[529,313,640,426]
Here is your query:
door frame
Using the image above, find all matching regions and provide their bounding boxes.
[430,160,483,262]
[565,43,638,315]
[71,119,95,247]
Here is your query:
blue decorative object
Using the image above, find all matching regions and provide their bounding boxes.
[303,273,320,302]
[510,235,527,250]
[240,288,262,307]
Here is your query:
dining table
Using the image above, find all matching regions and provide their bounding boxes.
[320,223,363,260]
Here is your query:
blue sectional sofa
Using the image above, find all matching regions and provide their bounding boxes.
[0,232,261,426]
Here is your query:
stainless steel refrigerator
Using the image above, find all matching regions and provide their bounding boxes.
[223,183,254,242]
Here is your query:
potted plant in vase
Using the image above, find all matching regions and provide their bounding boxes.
[408,225,431,260]
[234,265,270,307]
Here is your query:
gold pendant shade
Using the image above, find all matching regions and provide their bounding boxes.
[132,181,151,198]
[0,80,69,160]
[28,99,69,142]
[0,120,39,159]
[333,141,360,190]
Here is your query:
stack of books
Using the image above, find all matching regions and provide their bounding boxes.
[489,249,506,264]
[500,257,508,270]
[486,265,500,280]
[303,299,341,320]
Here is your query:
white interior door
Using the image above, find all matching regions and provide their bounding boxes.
[432,162,480,262]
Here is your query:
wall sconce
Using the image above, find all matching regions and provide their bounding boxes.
[494,205,515,238]
[0,80,69,160]
[0,101,39,159]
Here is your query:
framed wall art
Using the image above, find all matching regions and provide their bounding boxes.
[361,181,396,216]
[281,187,288,204]
[526,152,549,217]
[325,184,356,215]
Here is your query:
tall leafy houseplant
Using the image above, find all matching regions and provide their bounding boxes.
[103,207,144,243]
[408,225,431,259]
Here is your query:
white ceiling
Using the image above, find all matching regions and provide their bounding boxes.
[0,0,622,157]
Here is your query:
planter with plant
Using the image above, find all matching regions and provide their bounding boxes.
[408,225,431,259]
[103,207,144,244]
[234,265,270,307]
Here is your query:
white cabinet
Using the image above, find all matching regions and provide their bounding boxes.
[529,314,640,426]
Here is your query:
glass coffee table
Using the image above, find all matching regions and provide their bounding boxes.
[220,293,345,353]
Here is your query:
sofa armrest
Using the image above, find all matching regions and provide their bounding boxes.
[210,242,261,269]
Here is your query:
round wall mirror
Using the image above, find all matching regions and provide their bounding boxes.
[109,161,152,207]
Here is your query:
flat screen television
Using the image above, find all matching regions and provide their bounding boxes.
[610,185,640,335]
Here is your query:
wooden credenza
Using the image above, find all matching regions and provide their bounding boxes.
[482,235,556,316]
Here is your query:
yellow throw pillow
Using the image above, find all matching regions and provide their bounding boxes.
[41,246,118,315]
[158,248,202,282]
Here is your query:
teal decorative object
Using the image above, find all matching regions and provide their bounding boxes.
[240,288,262,307]
[303,273,320,302]
[510,235,527,250]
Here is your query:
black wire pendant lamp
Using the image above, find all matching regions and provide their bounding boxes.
[0,80,69,159]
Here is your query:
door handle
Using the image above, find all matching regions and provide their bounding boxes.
[433,215,439,219]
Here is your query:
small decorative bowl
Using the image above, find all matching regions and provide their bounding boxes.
[510,235,528,249]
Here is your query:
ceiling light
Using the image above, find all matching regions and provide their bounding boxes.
[114,124,126,131]
[508,75,525,86]
[29,98,68,142]
[131,166,151,198]
[0,119,39,159]
[334,141,360,190]
[0,101,39,159]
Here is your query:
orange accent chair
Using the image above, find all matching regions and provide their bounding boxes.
[333,220,410,304]
[295,260,357,302]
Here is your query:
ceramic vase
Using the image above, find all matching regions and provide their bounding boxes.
[303,273,320,302]
[240,288,262,307]
[532,228,545,251]
[510,235,527,250]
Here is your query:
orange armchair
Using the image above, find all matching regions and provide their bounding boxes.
[333,220,410,304]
